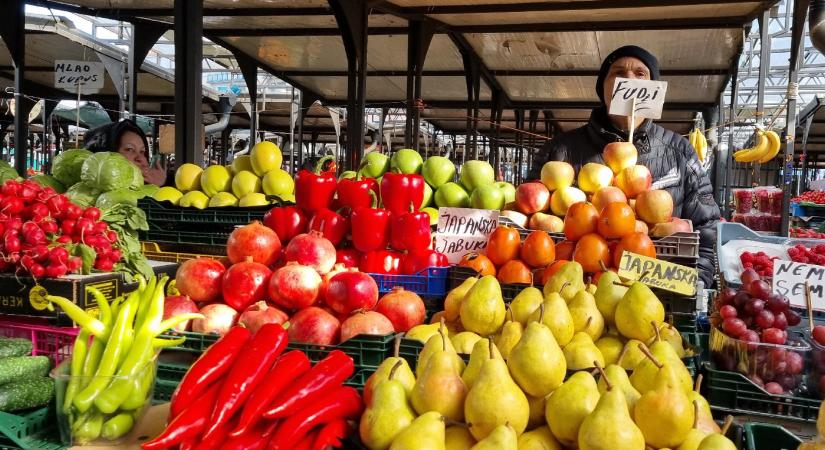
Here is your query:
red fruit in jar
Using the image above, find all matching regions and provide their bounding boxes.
[222,257,272,311]
[324,269,379,316]
[773,312,788,330]
[764,382,784,395]
[719,305,737,319]
[740,330,761,350]
[813,325,825,346]
[175,258,226,302]
[340,310,394,342]
[762,327,786,345]
[268,262,322,311]
[287,306,340,345]
[162,295,200,332]
[284,230,336,274]
[192,303,238,336]
[785,351,804,375]
[336,248,361,268]
[227,221,282,266]
[373,287,426,332]
[238,301,289,334]
[755,309,775,329]
[721,317,747,337]
[740,268,760,285]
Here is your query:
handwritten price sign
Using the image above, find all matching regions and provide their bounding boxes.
[608,78,668,120]
[434,208,499,264]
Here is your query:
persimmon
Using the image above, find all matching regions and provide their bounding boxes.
[537,260,568,285]
[520,230,556,268]
[555,240,576,261]
[497,259,533,285]
[573,233,610,273]
[597,202,636,239]
[564,202,599,241]
[613,232,656,268]
[458,252,496,277]
[486,226,521,266]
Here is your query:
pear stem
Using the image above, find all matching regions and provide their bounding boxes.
[438,319,447,352]
[538,303,546,324]
[585,316,593,330]
[652,321,661,343]
[506,305,514,322]
[488,338,494,360]
[694,373,703,393]
[692,400,700,429]
[612,281,631,288]
[638,343,663,369]
[595,361,612,391]
[721,415,734,435]
[560,281,571,293]
[389,360,402,381]
[599,260,609,273]
[393,334,402,358]
[616,344,630,366]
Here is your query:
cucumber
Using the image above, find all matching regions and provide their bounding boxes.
[0,377,55,412]
[0,356,50,385]
[0,337,32,358]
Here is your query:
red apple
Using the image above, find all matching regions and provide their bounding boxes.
[162,295,199,332]
[340,310,394,342]
[287,306,341,345]
[515,182,551,215]
[175,258,225,303]
[635,189,674,225]
[649,218,694,237]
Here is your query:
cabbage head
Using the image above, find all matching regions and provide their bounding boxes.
[65,182,101,207]
[96,189,140,210]
[135,183,159,199]
[29,174,66,193]
[129,164,144,189]
[80,152,138,192]
[0,166,19,185]
[52,149,92,186]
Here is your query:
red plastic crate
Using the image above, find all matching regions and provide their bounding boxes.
[0,318,78,365]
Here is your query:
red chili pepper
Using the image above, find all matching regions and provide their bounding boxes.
[380,173,424,216]
[231,350,311,437]
[194,415,235,450]
[308,209,350,247]
[359,250,401,274]
[180,439,196,450]
[312,419,349,450]
[350,207,391,253]
[336,177,378,211]
[263,350,354,419]
[141,384,220,450]
[335,248,361,268]
[170,326,251,419]
[288,430,318,450]
[295,156,338,214]
[268,386,362,450]
[400,248,449,275]
[204,324,287,438]
[263,205,308,244]
[390,208,431,252]
[223,421,278,450]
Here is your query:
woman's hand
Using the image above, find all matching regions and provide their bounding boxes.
[143,158,167,186]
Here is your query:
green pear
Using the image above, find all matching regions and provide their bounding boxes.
[411,328,467,421]
[594,270,627,324]
[568,290,605,340]
[445,277,478,321]
[597,364,641,414]
[614,282,664,342]
[389,411,446,450]
[517,426,562,450]
[543,261,585,301]
[618,339,648,370]
[495,309,522,360]
[696,433,737,450]
[563,332,605,370]
[460,275,506,336]
[364,337,416,405]
[451,332,482,355]
[633,357,694,448]
[545,371,600,447]
[360,361,416,450]
[416,324,464,378]
[445,426,476,450]
[462,338,502,389]
[509,287,543,326]
[578,365,645,450]
[470,424,517,450]
[527,292,574,346]
[508,308,566,397]
[465,341,529,441]
[595,335,624,365]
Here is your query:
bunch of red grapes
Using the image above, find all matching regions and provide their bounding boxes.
[740,251,777,278]
[810,326,825,398]
[787,244,825,265]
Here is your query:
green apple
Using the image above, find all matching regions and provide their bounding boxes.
[470,185,505,210]
[153,186,183,205]
[421,207,439,226]
[262,169,294,196]
[179,190,209,209]
[494,181,517,204]
[339,170,357,181]
[230,155,253,175]
[421,156,456,188]
[360,152,390,178]
[239,192,270,207]
[208,192,239,207]
[434,182,470,208]
[250,141,283,176]
[459,160,495,192]
[174,163,203,192]
[391,149,424,174]
[231,170,262,198]
[421,182,433,208]
[200,165,232,197]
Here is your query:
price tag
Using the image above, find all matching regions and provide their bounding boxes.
[608,77,668,120]
[54,60,104,94]
[617,251,698,296]
[435,208,499,264]
[772,260,825,310]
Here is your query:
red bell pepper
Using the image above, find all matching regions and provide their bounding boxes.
[335,248,361,268]
[263,206,308,243]
[400,248,449,275]
[350,207,391,253]
[205,324,287,438]
[170,326,250,419]
[295,156,337,214]
[312,419,349,450]
[380,173,425,216]
[336,177,378,211]
[360,250,401,274]
[390,208,431,252]
[268,386,363,450]
[308,209,349,247]
[141,384,220,450]
[263,350,354,419]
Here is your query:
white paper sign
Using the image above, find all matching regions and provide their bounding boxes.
[434,208,499,264]
[54,60,104,93]
[772,260,825,310]
[608,77,668,119]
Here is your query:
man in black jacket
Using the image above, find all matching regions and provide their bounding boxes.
[530,45,721,288]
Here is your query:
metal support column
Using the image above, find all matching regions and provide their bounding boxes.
[750,10,771,186]
[174,0,204,166]
[405,20,435,150]
[490,90,504,172]
[723,63,740,217]
[237,55,258,146]
[128,22,168,117]
[0,0,29,175]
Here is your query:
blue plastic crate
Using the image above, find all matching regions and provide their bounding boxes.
[791,202,825,217]
[367,267,449,296]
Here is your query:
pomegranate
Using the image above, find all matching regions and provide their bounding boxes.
[268,262,322,311]
[222,257,272,311]
[340,310,394,342]
[320,263,349,301]
[287,306,341,345]
[324,269,379,315]
[238,301,289,333]
[162,295,200,332]
[226,221,282,266]
[192,303,238,336]
[284,230,336,274]
[175,258,225,302]
[374,287,426,332]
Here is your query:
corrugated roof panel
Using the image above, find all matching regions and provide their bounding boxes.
[288,75,408,101]
[422,76,493,101]
[202,13,405,29]
[224,35,348,70]
[423,34,465,70]
[367,35,409,70]
[64,0,328,7]
[500,74,724,102]
[390,0,590,6]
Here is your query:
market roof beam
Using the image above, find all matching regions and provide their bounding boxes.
[270,68,730,77]
[450,17,749,33]
[209,27,406,37]
[397,0,771,15]
[334,99,714,110]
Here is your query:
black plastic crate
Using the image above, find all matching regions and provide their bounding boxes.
[139,197,270,227]
[744,423,802,450]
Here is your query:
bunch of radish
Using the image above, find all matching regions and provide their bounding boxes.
[0,179,123,278]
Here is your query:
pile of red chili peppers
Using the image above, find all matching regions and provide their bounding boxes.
[142,324,362,450]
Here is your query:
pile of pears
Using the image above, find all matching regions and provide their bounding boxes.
[358,262,737,449]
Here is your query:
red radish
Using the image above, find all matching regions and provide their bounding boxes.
[237,301,288,333]
[284,230,336,274]
[226,221,282,266]
[163,295,200,332]
[340,310,394,342]
[268,262,322,311]
[324,269,379,315]
[222,257,272,311]
[192,303,238,336]
[83,207,101,221]
[287,306,340,345]
[374,287,426,332]
[175,258,226,302]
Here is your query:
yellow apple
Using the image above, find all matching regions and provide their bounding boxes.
[592,186,627,212]
[603,141,638,174]
[577,163,614,194]
[636,189,675,224]
[549,186,586,216]
[615,165,652,199]
[500,209,529,228]
[540,161,575,191]
[529,212,564,233]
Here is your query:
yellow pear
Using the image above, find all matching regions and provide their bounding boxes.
[508,306,567,397]
[389,411,446,450]
[654,322,686,358]
[360,361,416,450]
[687,375,721,434]
[445,426,476,450]
[586,283,597,295]
[495,309,522,360]
[527,292,574,346]
[543,261,585,301]
[568,290,605,340]
[451,332,482,355]
[579,363,645,450]
[563,331,605,370]
[695,417,736,450]
[614,282,664,342]
[445,277,478,321]
[411,329,467,421]
[509,287,544,326]
[517,426,562,450]
[594,270,627,324]
[619,339,648,370]
[633,349,694,449]
[460,276,506,336]
[597,363,641,414]
[470,423,517,450]
[526,394,547,430]
[416,324,464,378]
[676,402,710,450]
[596,335,624,365]
[545,371,600,447]
[406,322,441,343]
[364,336,416,406]
[462,338,502,389]
[630,326,692,395]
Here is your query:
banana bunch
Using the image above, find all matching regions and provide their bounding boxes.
[733,128,781,163]
[689,128,708,161]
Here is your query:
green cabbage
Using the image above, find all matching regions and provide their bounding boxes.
[0,166,19,185]
[96,189,140,210]
[135,183,159,199]
[129,164,144,189]
[0,160,11,169]
[52,149,92,186]
[65,182,101,207]
[80,152,138,192]
[29,174,66,193]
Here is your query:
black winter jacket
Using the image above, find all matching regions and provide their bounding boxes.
[530,107,721,288]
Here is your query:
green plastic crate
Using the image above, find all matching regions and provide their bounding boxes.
[153,378,179,404]
[0,407,63,450]
[744,423,802,450]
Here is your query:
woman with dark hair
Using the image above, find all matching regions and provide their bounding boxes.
[83,119,167,185]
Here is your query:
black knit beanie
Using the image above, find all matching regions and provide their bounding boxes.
[596,45,660,104]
